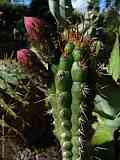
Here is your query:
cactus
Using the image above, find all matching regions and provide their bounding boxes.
[70,44,94,160]
[24,17,47,42]
[49,42,75,160]
[15,6,100,159]
[46,3,99,156]
[79,73,96,160]
[48,34,97,159]
[55,42,74,160]
[16,4,120,160]
[71,48,83,160]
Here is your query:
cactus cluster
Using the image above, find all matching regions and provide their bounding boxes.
[16,13,97,160]
[49,29,97,160]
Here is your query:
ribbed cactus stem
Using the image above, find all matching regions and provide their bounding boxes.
[71,48,83,160]
[49,33,96,160]
[56,72,72,160]
[59,92,72,160]
[71,46,96,160]
[71,81,82,160]
[79,63,96,160]
[54,42,75,160]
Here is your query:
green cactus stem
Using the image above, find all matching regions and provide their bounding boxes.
[79,80,96,160]
[57,91,72,160]
[50,42,75,160]
[71,82,82,160]
[48,33,96,160]
[70,45,96,160]
[79,55,96,159]
[71,48,82,160]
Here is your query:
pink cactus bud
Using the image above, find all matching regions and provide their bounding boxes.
[24,17,47,42]
[17,49,31,66]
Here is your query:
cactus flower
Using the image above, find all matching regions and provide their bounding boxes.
[24,17,47,42]
[17,49,31,66]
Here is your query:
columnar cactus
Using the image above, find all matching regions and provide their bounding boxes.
[75,46,96,160]
[55,42,74,160]
[49,30,97,160]
[71,47,84,160]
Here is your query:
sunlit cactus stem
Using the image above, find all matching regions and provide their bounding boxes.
[54,42,75,160]
[70,45,96,160]
[71,48,83,160]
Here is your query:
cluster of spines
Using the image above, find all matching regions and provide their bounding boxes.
[79,65,96,160]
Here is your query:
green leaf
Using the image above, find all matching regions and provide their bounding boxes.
[92,121,113,145]
[108,33,120,82]
[91,112,120,145]
[93,78,120,145]
[95,95,115,120]
[92,91,120,145]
